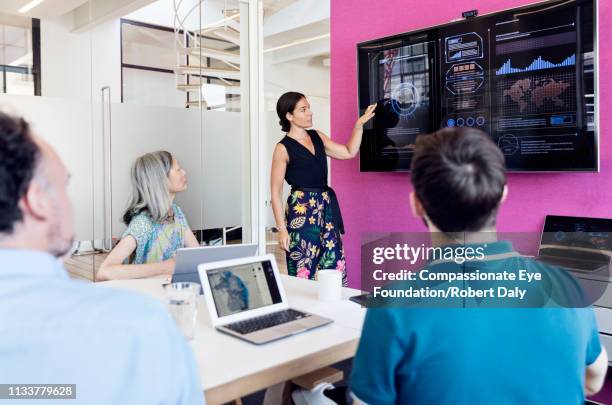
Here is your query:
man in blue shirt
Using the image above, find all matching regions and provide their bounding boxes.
[350,127,608,404]
[0,111,204,404]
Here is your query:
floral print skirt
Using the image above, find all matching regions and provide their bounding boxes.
[285,189,347,286]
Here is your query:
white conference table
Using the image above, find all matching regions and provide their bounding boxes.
[98,275,366,404]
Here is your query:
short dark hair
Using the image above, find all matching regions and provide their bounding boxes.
[411,127,506,233]
[0,112,40,234]
[276,91,305,132]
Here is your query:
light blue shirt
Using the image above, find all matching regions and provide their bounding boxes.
[0,249,205,405]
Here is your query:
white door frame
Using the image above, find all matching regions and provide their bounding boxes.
[244,0,266,254]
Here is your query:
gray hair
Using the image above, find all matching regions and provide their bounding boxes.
[122,150,173,225]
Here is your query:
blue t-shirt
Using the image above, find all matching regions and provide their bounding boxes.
[351,241,602,405]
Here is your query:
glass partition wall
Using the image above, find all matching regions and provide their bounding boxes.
[95,0,254,280]
[0,0,257,281]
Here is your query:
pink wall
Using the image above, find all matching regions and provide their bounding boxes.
[330,0,612,288]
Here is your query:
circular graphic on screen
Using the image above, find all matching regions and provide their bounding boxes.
[390,82,420,118]
[498,134,519,155]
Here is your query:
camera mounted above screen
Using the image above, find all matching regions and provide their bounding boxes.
[462,9,478,19]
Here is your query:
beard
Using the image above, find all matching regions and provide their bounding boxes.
[47,217,75,258]
[49,234,75,258]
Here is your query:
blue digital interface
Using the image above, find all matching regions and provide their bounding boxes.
[357,0,596,172]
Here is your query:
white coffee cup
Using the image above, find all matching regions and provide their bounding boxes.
[317,270,343,302]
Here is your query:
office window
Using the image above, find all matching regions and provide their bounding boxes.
[0,14,40,95]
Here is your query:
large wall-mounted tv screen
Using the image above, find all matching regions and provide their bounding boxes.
[357,0,597,172]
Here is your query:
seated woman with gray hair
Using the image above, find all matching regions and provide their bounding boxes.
[97,151,199,280]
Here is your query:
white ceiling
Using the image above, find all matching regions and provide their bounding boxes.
[0,12,30,27]
[0,0,318,17]
[263,0,299,18]
[264,19,329,48]
[263,0,329,63]
[0,0,89,18]
[0,0,329,64]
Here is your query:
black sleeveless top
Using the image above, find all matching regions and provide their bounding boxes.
[279,129,328,187]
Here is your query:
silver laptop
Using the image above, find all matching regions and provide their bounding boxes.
[172,244,258,288]
[198,254,333,345]
[536,215,612,273]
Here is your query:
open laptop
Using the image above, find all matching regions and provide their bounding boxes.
[536,215,612,273]
[198,254,333,345]
[172,244,258,288]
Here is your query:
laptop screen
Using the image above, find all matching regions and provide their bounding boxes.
[540,215,612,255]
[206,259,283,318]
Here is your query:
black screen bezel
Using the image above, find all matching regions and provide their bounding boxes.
[356,0,598,173]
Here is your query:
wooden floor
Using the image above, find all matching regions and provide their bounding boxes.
[64,231,288,282]
[64,253,107,282]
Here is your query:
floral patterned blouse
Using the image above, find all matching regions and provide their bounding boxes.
[122,204,190,264]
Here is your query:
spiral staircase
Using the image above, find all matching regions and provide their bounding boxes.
[173,0,241,109]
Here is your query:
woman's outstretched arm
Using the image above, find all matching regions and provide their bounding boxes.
[319,103,377,160]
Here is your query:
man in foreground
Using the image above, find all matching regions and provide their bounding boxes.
[0,111,204,404]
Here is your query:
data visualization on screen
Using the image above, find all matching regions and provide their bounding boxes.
[358,39,436,171]
[439,27,490,144]
[357,0,596,172]
[488,5,594,171]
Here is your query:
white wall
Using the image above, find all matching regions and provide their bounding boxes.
[263,57,330,145]
[40,17,122,103]
[0,95,95,241]
[38,16,122,244]
[40,17,92,100]
[263,0,329,37]
[91,20,122,102]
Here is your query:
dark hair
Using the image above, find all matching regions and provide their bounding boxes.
[411,127,506,233]
[0,112,40,234]
[276,91,305,132]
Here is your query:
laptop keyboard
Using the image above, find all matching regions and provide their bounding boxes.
[224,309,311,335]
[537,256,608,272]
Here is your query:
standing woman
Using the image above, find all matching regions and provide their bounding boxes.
[271,92,376,285]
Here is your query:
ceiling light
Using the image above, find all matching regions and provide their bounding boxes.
[264,33,330,53]
[19,0,45,14]
[18,0,45,14]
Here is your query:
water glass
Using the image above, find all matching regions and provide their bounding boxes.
[164,282,199,340]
